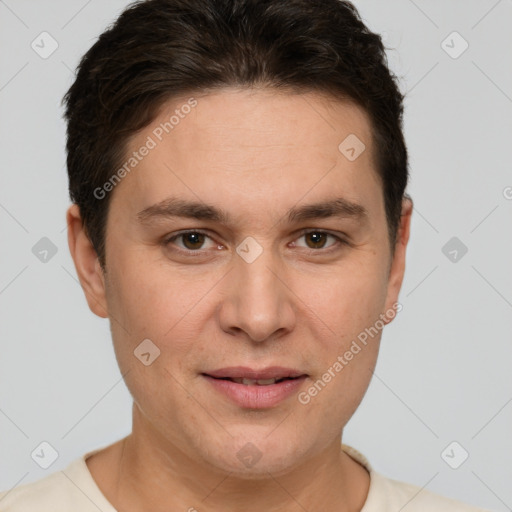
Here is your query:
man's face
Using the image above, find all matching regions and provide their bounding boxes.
[77,88,409,476]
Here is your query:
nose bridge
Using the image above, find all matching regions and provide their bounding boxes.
[237,247,280,303]
[221,237,295,342]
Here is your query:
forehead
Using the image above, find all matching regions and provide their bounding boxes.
[111,87,382,225]
[146,87,375,165]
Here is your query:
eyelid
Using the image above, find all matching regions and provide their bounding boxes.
[294,227,347,241]
[164,229,219,251]
[291,228,348,251]
[163,228,348,254]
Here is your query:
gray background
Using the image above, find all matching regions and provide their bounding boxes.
[0,1,511,510]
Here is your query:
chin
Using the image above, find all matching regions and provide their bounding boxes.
[202,430,308,478]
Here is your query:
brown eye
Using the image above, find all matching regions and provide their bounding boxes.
[293,230,344,251]
[181,232,206,250]
[304,232,329,249]
[165,231,217,252]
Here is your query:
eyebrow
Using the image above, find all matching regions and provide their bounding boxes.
[136,196,369,225]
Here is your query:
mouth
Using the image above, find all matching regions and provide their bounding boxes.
[201,366,308,408]
[205,376,302,386]
[202,366,307,383]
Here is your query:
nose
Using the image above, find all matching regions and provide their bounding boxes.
[217,244,296,343]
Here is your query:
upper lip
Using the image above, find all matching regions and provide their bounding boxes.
[203,366,307,380]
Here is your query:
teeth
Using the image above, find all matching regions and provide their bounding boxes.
[231,377,278,385]
[254,378,278,385]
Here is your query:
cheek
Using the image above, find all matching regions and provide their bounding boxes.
[302,323,382,435]
[302,259,389,335]
[104,252,221,380]
[298,261,387,406]
[104,260,202,420]
[106,248,206,334]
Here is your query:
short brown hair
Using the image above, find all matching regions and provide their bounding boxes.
[62,0,409,269]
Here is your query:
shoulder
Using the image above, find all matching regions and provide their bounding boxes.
[0,470,78,512]
[367,470,493,512]
[0,454,116,512]
[340,444,493,512]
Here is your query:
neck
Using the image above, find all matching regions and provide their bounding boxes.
[89,410,370,512]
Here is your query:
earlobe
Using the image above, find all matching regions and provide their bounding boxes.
[66,204,109,319]
[382,196,413,324]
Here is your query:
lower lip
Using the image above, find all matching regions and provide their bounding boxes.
[202,375,307,409]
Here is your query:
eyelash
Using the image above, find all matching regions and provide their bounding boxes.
[162,229,348,256]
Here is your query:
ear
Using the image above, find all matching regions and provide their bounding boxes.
[66,204,109,319]
[382,196,413,324]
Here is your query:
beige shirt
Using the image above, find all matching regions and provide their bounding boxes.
[0,444,491,511]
